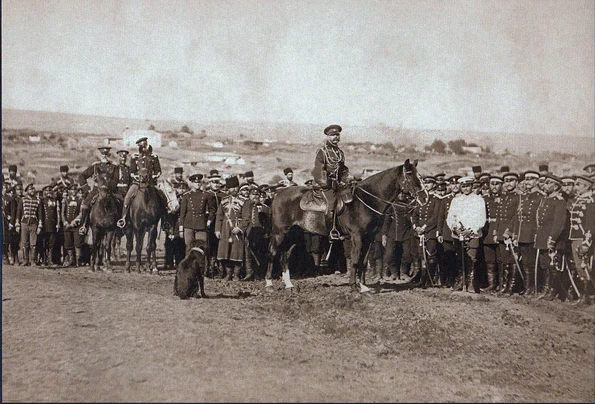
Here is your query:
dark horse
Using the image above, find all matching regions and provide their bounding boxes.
[86,177,123,272]
[265,159,428,292]
[124,170,168,274]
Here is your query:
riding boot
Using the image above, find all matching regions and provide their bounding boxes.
[242,258,254,281]
[375,258,384,281]
[484,264,498,292]
[538,267,551,299]
[523,265,535,296]
[544,269,559,301]
[224,264,233,281]
[22,247,31,266]
[452,261,464,291]
[576,279,592,306]
[508,265,521,295]
[30,249,37,267]
[75,247,83,267]
[467,260,480,293]
[497,264,508,293]
[400,262,411,279]
[409,259,421,284]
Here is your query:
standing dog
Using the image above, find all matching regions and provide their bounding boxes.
[174,239,207,299]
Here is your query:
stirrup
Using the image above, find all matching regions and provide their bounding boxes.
[117,218,126,228]
[329,228,341,241]
[78,226,87,236]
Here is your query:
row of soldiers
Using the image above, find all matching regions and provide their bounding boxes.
[367,163,595,306]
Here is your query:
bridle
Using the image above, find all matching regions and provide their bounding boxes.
[354,168,428,216]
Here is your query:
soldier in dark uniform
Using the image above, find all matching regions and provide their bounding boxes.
[179,174,216,252]
[205,169,226,277]
[16,184,44,266]
[437,177,461,287]
[568,176,595,306]
[118,137,166,227]
[561,177,575,204]
[115,150,132,198]
[481,175,503,291]
[512,170,543,296]
[61,184,84,267]
[40,185,61,266]
[10,183,24,264]
[242,187,271,280]
[411,177,441,288]
[243,171,258,188]
[72,147,120,230]
[381,193,414,281]
[2,184,17,264]
[534,175,569,301]
[497,172,521,294]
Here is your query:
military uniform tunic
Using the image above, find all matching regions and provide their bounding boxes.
[215,195,249,262]
[180,190,216,231]
[534,194,569,250]
[312,141,350,188]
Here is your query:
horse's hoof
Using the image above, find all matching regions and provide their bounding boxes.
[152,268,158,275]
[265,286,274,293]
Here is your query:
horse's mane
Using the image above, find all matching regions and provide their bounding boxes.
[358,164,404,187]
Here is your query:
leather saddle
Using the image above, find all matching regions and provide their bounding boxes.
[300,186,353,214]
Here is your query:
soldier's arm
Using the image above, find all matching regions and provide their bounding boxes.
[206,194,217,224]
[179,195,187,223]
[61,198,68,225]
[312,148,327,187]
[130,156,139,180]
[152,155,162,179]
[78,165,94,187]
[214,204,223,234]
[37,201,45,231]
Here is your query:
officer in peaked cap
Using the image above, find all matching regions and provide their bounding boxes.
[98,146,112,155]
[423,176,436,193]
[188,173,203,183]
[136,136,148,145]
[179,172,215,253]
[434,173,446,183]
[324,124,342,136]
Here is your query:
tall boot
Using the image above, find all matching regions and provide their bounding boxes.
[375,258,384,281]
[409,259,421,284]
[508,264,521,295]
[497,264,508,293]
[538,266,551,299]
[467,260,480,293]
[30,248,36,267]
[576,279,592,306]
[224,263,233,281]
[452,263,464,291]
[544,269,559,301]
[484,264,498,292]
[233,264,241,281]
[401,262,411,279]
[22,247,31,266]
[523,265,535,296]
[75,247,83,267]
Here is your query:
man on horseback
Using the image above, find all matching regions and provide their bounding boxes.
[117,137,167,228]
[311,124,352,239]
[72,147,120,231]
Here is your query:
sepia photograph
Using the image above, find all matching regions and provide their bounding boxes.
[2,0,594,402]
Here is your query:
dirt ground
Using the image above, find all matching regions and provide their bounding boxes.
[2,258,594,403]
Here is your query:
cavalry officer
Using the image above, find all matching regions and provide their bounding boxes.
[215,176,249,281]
[242,187,271,281]
[568,176,595,306]
[115,150,132,198]
[179,174,216,252]
[380,193,415,281]
[73,146,120,230]
[512,170,543,296]
[206,169,226,277]
[40,185,61,266]
[411,176,441,288]
[497,172,521,294]
[15,184,44,266]
[447,177,486,293]
[61,184,84,267]
[534,175,569,301]
[118,137,165,227]
[481,175,503,291]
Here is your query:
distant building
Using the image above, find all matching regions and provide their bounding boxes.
[462,146,483,154]
[122,129,162,148]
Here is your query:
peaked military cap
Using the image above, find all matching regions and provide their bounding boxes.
[116,150,129,156]
[136,137,148,145]
[502,172,519,180]
[575,176,593,186]
[25,183,35,191]
[434,173,446,180]
[283,167,293,175]
[472,165,482,174]
[543,174,562,185]
[523,170,540,179]
[479,173,491,182]
[489,175,503,183]
[188,174,203,183]
[225,176,240,189]
[8,164,17,172]
[448,175,462,184]
[324,125,342,136]
[208,169,221,180]
[560,176,575,184]
[42,185,52,191]
[97,146,112,154]
[423,176,436,184]
[174,167,184,174]
[239,183,250,191]
[60,165,69,172]
[458,177,474,184]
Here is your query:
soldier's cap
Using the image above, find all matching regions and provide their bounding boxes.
[225,176,240,189]
[116,150,129,156]
[458,176,474,184]
[208,169,221,180]
[324,124,342,136]
[239,183,250,192]
[249,187,260,195]
[448,175,461,184]
[188,174,203,183]
[471,165,482,173]
[479,173,491,182]
[523,170,540,179]
[436,182,447,190]
[500,165,510,173]
[583,163,595,171]
[560,176,575,184]
[502,172,519,181]
[283,167,293,175]
[8,164,17,172]
[489,175,503,183]
[472,181,482,189]
[136,137,148,145]
[174,167,183,174]
[60,165,69,172]
[25,184,35,191]
[423,176,436,184]
[543,174,562,186]
[42,185,52,191]
[575,175,593,186]
[538,163,549,173]
[434,172,446,178]
[244,170,254,178]
[97,146,112,154]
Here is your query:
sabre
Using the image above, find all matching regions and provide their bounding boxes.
[420,234,434,287]
[564,254,580,298]
[534,249,540,296]
[505,239,525,282]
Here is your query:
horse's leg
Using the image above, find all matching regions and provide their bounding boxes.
[93,229,102,272]
[104,230,114,272]
[265,232,284,289]
[349,234,370,293]
[136,230,145,273]
[358,236,373,292]
[148,224,158,273]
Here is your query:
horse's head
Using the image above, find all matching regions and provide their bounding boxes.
[95,175,110,198]
[401,159,428,206]
[137,168,150,185]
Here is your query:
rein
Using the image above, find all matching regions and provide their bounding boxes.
[354,186,416,217]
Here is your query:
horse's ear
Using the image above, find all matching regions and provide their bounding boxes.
[404,159,411,170]
[413,159,418,167]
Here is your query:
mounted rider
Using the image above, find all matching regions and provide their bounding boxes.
[311,124,352,238]
[72,147,120,230]
[117,137,167,228]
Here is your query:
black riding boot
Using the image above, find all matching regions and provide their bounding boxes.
[75,247,82,267]
[22,247,30,266]
[576,279,592,306]
[523,265,535,296]
[467,260,480,293]
[508,265,521,295]
[485,264,498,292]
[538,267,551,299]
[544,269,559,301]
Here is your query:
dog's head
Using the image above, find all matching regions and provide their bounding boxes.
[186,239,207,259]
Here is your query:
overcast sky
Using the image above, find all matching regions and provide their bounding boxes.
[2,0,593,136]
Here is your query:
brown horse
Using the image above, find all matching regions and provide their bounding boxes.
[124,170,168,274]
[88,177,122,272]
[265,159,427,292]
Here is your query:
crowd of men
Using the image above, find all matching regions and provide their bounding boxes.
[2,132,595,306]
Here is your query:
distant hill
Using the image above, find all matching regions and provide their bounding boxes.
[2,109,593,155]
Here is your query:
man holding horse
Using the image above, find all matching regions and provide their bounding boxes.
[73,146,120,231]
[118,137,167,228]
